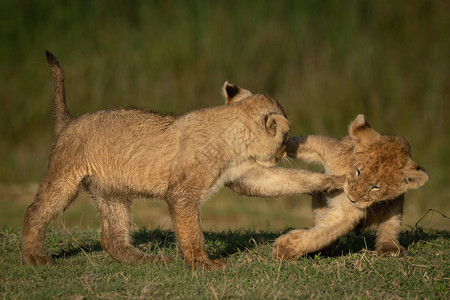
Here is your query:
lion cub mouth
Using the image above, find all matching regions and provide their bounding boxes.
[256,159,278,167]
[346,195,369,209]
[256,147,287,167]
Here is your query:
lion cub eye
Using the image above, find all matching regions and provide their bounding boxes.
[370,185,380,191]
[355,168,361,178]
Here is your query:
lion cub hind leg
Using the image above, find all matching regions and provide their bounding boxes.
[273,196,364,260]
[22,173,82,265]
[94,195,170,264]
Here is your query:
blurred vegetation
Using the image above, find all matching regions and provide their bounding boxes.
[0,1,448,228]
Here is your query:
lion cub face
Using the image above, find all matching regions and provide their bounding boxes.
[344,115,429,208]
[223,82,290,167]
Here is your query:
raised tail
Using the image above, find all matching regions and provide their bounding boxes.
[45,51,71,135]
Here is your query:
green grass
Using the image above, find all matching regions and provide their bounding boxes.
[0,227,448,299]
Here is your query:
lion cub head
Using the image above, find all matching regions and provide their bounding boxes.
[222,82,290,167]
[344,114,429,208]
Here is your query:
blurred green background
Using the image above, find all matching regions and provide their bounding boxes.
[0,0,448,230]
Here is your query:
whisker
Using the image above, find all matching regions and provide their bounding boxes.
[282,156,294,167]
[367,204,378,223]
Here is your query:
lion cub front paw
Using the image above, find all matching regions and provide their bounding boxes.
[322,175,345,194]
[272,232,304,261]
[377,243,407,257]
[186,258,227,270]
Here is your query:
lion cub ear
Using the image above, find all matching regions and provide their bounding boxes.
[265,114,277,136]
[265,114,288,136]
[401,160,429,190]
[349,114,380,144]
[222,81,252,105]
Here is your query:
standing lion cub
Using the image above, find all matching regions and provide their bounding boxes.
[273,115,429,260]
[22,52,343,269]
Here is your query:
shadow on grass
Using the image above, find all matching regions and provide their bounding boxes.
[133,228,281,260]
[52,227,449,261]
[308,228,450,258]
[52,240,103,261]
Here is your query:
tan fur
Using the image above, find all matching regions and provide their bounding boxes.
[273,114,429,260]
[22,52,344,268]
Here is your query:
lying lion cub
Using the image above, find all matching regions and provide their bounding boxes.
[22,52,343,269]
[273,115,429,260]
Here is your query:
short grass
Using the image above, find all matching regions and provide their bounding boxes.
[0,227,448,299]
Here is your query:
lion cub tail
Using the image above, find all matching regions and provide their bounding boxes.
[45,51,72,136]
